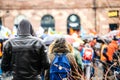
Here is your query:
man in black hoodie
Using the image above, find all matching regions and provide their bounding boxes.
[1,19,50,80]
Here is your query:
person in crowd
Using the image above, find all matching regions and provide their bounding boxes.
[81,43,94,80]
[45,37,81,80]
[0,24,11,39]
[89,38,97,48]
[96,38,108,62]
[95,38,108,77]
[93,42,104,80]
[97,37,118,79]
[106,36,118,63]
[1,19,50,80]
[99,36,118,64]
[72,42,83,74]
[40,29,48,40]
[94,42,102,59]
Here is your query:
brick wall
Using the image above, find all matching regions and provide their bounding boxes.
[0,0,120,34]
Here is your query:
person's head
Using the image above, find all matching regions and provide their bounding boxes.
[49,37,71,53]
[113,36,118,41]
[14,24,18,29]
[17,19,36,36]
[44,29,48,34]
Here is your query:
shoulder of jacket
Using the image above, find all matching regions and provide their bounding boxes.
[30,36,42,41]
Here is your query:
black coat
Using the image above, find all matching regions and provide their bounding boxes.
[1,20,50,80]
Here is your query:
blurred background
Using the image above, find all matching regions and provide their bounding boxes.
[0,0,120,36]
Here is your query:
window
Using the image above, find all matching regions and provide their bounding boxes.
[109,23,119,31]
[67,14,80,34]
[41,14,55,30]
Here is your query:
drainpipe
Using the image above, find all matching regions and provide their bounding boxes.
[93,0,97,32]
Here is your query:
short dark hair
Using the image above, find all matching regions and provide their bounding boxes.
[44,29,48,33]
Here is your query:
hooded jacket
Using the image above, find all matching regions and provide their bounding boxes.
[1,20,50,80]
[45,38,81,80]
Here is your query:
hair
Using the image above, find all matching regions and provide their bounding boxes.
[53,38,67,52]
[49,37,71,54]
[44,28,48,33]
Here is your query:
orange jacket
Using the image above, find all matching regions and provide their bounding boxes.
[107,40,118,61]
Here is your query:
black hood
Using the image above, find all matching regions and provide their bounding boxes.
[30,24,36,36]
[17,19,36,36]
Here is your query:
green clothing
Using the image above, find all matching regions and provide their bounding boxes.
[74,48,83,70]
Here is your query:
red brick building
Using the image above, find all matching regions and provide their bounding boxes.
[0,0,120,35]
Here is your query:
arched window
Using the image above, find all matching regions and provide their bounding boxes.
[41,14,55,30]
[67,14,80,34]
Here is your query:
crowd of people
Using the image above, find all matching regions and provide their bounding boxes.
[0,19,120,80]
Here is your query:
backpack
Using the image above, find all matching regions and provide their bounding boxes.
[50,53,71,80]
[83,48,93,61]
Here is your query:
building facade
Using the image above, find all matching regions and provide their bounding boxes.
[0,0,120,35]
